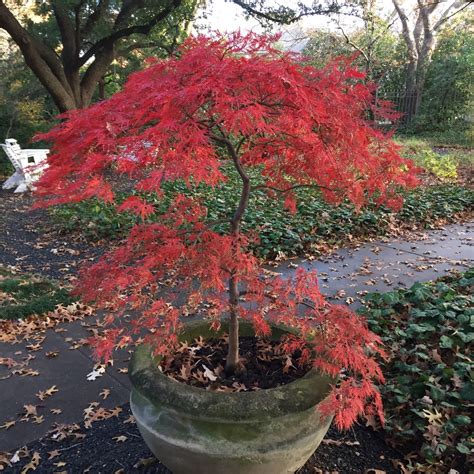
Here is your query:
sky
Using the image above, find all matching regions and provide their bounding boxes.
[192,0,390,51]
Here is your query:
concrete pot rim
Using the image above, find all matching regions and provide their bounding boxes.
[129,319,335,422]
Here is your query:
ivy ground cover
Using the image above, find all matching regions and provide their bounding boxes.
[360,268,473,472]
[51,167,473,260]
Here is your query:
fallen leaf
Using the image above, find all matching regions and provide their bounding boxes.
[26,344,41,352]
[21,451,40,473]
[23,405,37,417]
[231,382,247,392]
[133,457,156,469]
[16,368,39,377]
[109,407,122,417]
[322,439,360,446]
[32,416,44,425]
[36,385,58,401]
[0,420,16,430]
[113,435,128,443]
[86,366,105,381]
[282,355,294,374]
[99,388,110,400]
[422,408,443,425]
[48,450,60,460]
[202,364,217,381]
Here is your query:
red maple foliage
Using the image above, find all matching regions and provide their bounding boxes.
[35,32,418,430]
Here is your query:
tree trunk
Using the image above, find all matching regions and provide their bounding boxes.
[98,77,106,101]
[226,274,240,373]
[224,138,250,374]
[0,0,191,112]
[393,0,467,124]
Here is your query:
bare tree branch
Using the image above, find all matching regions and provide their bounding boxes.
[79,0,183,66]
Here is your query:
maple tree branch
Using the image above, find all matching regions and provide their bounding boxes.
[173,219,231,238]
[252,183,339,194]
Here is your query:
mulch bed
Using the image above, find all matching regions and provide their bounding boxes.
[3,403,403,473]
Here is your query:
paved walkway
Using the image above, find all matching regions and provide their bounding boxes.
[0,222,472,452]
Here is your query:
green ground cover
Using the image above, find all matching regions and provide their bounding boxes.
[396,136,472,181]
[0,267,74,320]
[397,128,473,149]
[52,170,473,260]
[49,135,473,260]
[360,268,474,472]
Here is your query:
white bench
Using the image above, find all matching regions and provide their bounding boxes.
[1,139,49,193]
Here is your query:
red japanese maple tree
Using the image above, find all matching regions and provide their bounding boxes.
[35,33,417,430]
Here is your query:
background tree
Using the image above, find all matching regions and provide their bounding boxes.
[303,1,473,129]
[0,48,54,144]
[303,19,405,94]
[415,11,473,131]
[0,0,201,112]
[391,0,472,117]
[334,0,402,87]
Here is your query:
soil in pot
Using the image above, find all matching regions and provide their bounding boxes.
[159,333,312,392]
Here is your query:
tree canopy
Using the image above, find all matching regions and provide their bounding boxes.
[35,33,418,429]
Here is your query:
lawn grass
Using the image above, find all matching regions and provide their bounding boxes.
[0,266,74,320]
[396,128,473,149]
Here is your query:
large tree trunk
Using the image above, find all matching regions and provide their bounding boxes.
[0,1,111,111]
[0,2,75,111]
[392,0,467,123]
[392,0,470,124]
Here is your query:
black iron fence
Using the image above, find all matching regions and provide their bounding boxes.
[374,87,472,131]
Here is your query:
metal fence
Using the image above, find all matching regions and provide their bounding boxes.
[375,91,418,126]
[374,87,472,131]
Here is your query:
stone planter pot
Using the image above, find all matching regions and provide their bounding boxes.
[129,320,334,474]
